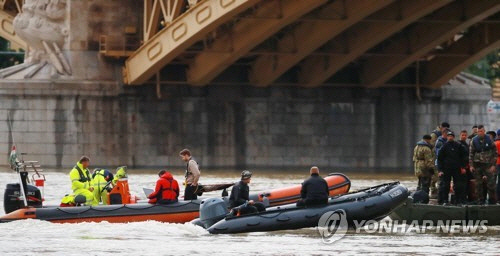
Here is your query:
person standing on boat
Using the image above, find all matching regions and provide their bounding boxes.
[433,128,449,198]
[468,125,478,140]
[487,131,497,141]
[69,156,98,206]
[229,170,266,215]
[437,131,467,205]
[413,135,435,195]
[469,125,498,205]
[180,149,200,200]
[459,130,474,201]
[430,122,450,147]
[296,166,329,207]
[148,170,180,204]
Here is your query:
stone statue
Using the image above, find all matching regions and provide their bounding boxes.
[1,0,71,78]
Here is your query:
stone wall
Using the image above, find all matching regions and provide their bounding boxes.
[0,78,491,171]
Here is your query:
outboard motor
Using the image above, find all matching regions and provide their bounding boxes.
[199,197,229,229]
[4,183,42,214]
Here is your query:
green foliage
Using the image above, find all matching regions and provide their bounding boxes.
[464,49,500,81]
[0,37,24,69]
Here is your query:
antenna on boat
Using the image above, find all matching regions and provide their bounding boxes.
[7,114,29,207]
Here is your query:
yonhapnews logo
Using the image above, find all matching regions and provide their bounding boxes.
[317,210,488,243]
[317,209,348,244]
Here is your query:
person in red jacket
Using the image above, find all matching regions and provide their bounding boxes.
[148,170,180,204]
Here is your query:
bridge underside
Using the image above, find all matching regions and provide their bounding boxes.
[123,0,500,88]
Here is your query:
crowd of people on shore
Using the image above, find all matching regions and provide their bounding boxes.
[413,123,500,205]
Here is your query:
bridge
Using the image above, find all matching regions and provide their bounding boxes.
[121,0,500,89]
[0,0,496,170]
[0,0,498,89]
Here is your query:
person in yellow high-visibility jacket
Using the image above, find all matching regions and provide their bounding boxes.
[69,156,98,206]
[92,169,114,205]
[113,166,128,185]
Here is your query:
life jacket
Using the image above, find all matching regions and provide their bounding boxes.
[472,135,494,152]
[185,157,199,178]
[151,172,179,202]
[75,165,91,183]
[495,139,500,165]
[431,129,441,138]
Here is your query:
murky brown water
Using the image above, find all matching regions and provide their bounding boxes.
[0,169,498,255]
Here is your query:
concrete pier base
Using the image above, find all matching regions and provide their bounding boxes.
[0,73,491,171]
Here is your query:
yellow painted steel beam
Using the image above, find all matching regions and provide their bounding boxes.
[362,0,500,88]
[125,0,260,85]
[144,1,184,42]
[186,0,327,86]
[0,8,25,50]
[298,0,451,88]
[424,23,500,88]
[248,0,395,87]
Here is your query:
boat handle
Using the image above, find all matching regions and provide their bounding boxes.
[277,216,291,222]
[364,203,376,208]
[305,214,318,218]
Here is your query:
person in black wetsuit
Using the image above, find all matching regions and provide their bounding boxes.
[229,170,266,215]
[296,166,329,207]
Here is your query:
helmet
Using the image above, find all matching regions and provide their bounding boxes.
[241,170,252,180]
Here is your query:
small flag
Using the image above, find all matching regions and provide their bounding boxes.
[9,145,18,169]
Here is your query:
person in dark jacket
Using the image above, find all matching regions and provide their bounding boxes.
[229,170,265,215]
[148,170,180,204]
[432,128,450,198]
[459,130,474,201]
[437,131,468,205]
[296,166,329,207]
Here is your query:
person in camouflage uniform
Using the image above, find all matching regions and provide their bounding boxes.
[413,135,435,194]
[469,125,498,204]
[430,122,450,147]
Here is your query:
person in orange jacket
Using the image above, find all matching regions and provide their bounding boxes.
[148,170,180,204]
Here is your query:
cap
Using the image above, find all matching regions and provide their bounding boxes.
[241,170,252,180]
[441,122,450,128]
[423,134,432,140]
[447,131,455,137]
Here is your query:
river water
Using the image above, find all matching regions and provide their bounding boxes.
[0,169,498,256]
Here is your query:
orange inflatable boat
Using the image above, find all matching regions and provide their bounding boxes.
[0,173,350,223]
[251,173,351,206]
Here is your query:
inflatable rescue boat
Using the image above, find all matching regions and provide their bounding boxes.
[195,182,408,234]
[1,170,350,223]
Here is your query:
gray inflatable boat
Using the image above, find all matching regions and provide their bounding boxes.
[194,182,409,234]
